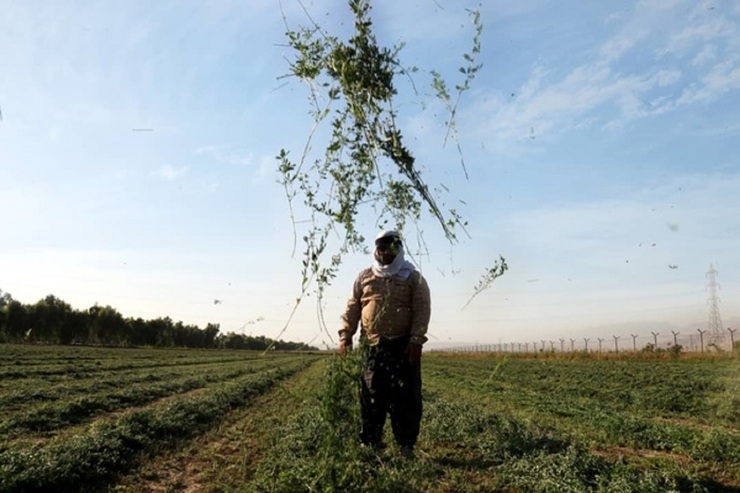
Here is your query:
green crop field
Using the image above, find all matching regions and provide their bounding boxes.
[0,345,738,492]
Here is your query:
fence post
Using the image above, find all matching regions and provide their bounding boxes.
[598,337,604,353]
[671,330,680,347]
[651,331,659,349]
[631,333,638,352]
[728,327,737,352]
[613,335,620,354]
[697,328,707,353]
[583,338,590,352]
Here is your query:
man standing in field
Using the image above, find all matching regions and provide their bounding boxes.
[339,230,431,457]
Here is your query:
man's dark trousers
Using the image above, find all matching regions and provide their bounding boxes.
[359,336,422,447]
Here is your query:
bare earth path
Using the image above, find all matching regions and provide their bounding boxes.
[108,359,325,493]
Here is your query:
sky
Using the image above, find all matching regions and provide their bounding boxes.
[1,0,739,349]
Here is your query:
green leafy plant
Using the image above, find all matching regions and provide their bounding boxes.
[463,255,508,309]
[274,0,502,346]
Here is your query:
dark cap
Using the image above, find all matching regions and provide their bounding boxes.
[374,230,401,245]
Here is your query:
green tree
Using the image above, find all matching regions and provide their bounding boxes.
[0,289,12,340]
[203,323,220,348]
[128,317,156,346]
[60,308,88,344]
[152,316,175,347]
[220,332,246,350]
[30,295,72,343]
[245,335,269,351]
[5,300,28,341]
[88,305,128,345]
[0,289,11,309]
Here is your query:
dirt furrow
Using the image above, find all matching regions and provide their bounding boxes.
[108,359,325,493]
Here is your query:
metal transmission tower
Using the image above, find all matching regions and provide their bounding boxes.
[706,264,725,347]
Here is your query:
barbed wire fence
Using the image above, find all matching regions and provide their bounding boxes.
[431,327,738,354]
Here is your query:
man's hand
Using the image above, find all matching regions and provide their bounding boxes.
[339,338,352,355]
[406,342,422,365]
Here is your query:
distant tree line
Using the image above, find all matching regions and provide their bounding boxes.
[0,289,316,351]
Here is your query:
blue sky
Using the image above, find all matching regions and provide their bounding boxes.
[1,0,739,349]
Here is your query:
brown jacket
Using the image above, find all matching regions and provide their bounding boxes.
[339,268,431,346]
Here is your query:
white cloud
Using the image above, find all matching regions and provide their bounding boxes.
[150,164,189,181]
[664,16,738,55]
[605,10,627,24]
[195,145,254,167]
[692,44,717,66]
[467,1,740,154]
[598,28,648,63]
[676,61,740,105]
[473,63,683,150]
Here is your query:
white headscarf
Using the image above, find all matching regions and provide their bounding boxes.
[372,242,415,280]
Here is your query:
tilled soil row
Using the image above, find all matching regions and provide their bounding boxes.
[108,358,326,493]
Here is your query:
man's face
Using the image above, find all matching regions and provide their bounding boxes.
[376,240,399,265]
